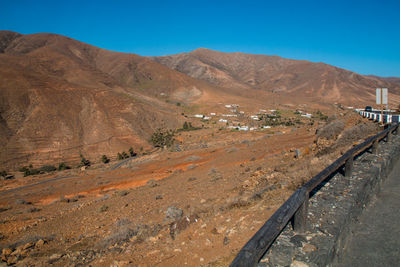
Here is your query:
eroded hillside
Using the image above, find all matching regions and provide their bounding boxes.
[151,48,400,105]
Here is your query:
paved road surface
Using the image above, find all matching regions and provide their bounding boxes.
[337,159,400,266]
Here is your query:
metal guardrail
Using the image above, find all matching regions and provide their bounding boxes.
[231,123,399,266]
[359,110,400,123]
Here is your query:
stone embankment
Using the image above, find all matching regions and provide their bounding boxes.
[258,132,400,266]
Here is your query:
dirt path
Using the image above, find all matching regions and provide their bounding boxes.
[0,176,77,197]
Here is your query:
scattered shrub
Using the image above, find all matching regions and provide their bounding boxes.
[118,190,129,197]
[101,155,110,164]
[0,171,7,178]
[128,147,136,157]
[15,199,32,205]
[177,122,199,132]
[19,166,40,177]
[314,110,328,121]
[58,162,71,171]
[262,116,301,127]
[122,151,129,159]
[99,205,109,212]
[117,152,123,160]
[19,166,29,173]
[150,129,175,148]
[316,120,345,140]
[39,165,56,173]
[27,207,41,213]
[79,154,91,167]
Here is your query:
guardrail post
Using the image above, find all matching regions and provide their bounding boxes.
[293,192,308,233]
[372,140,379,154]
[387,131,392,142]
[345,156,353,177]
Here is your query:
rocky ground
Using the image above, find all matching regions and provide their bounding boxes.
[0,109,379,266]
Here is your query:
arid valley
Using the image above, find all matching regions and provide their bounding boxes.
[1,31,400,266]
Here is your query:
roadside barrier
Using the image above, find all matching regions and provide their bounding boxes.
[231,122,399,266]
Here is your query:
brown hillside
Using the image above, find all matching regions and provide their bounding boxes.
[150,48,400,105]
[0,32,220,168]
[367,75,400,86]
[2,32,399,169]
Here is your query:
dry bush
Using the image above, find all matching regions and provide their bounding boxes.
[334,122,378,149]
[316,120,345,140]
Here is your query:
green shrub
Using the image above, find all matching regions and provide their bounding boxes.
[19,166,29,173]
[99,205,109,212]
[19,166,39,177]
[58,162,71,171]
[117,152,123,160]
[122,151,129,159]
[101,155,110,164]
[39,165,57,173]
[150,129,175,148]
[79,154,91,167]
[177,122,198,132]
[128,147,136,157]
[314,110,328,121]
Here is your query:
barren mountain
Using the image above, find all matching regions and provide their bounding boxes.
[151,48,400,105]
[0,32,220,168]
[2,32,399,169]
[367,75,400,86]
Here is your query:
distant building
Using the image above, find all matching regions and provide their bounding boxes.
[250,115,259,120]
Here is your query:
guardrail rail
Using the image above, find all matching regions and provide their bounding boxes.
[231,122,399,266]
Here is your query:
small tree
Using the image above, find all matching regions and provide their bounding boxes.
[58,162,71,171]
[101,155,110,164]
[79,154,91,167]
[151,129,175,148]
[19,166,40,177]
[128,147,136,157]
[0,170,7,178]
[40,165,57,173]
[117,152,123,160]
[122,151,129,159]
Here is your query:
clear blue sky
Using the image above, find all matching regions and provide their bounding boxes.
[2,0,400,77]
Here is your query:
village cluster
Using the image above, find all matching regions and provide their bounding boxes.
[190,104,313,131]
